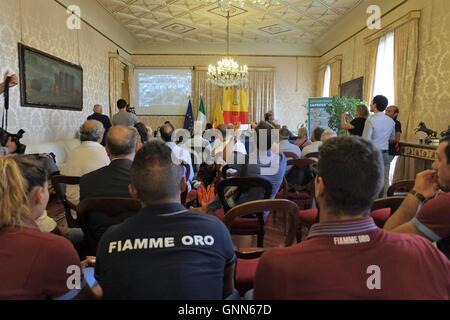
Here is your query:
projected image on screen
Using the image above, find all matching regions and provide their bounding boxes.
[135,68,192,116]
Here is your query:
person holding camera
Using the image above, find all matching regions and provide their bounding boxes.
[1,70,19,155]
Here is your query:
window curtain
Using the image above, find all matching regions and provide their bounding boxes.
[373,31,395,105]
[109,56,122,117]
[109,53,135,117]
[329,60,342,97]
[316,66,326,97]
[363,39,379,103]
[322,65,331,97]
[392,17,421,182]
[193,68,275,124]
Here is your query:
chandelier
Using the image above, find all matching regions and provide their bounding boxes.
[207,11,248,87]
[201,0,279,12]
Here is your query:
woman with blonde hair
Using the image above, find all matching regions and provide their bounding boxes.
[0,156,97,300]
[294,127,312,150]
[341,104,369,137]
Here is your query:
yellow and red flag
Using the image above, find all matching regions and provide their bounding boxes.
[223,87,249,124]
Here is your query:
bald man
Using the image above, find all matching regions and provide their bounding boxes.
[79,126,139,241]
[88,104,112,146]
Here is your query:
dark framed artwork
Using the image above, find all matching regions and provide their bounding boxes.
[18,43,83,111]
[340,77,364,100]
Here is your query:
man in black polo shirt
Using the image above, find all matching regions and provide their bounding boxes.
[95,141,236,300]
[87,104,112,146]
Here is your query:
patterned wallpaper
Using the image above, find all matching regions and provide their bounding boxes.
[320,0,450,139]
[132,55,319,132]
[0,0,123,144]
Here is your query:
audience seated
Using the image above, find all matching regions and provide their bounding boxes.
[0,157,98,300]
[384,136,450,259]
[87,104,112,146]
[279,127,302,174]
[293,127,312,150]
[253,136,450,299]
[79,126,139,241]
[61,120,110,206]
[94,141,236,299]
[159,124,194,182]
[302,127,324,158]
[134,122,152,144]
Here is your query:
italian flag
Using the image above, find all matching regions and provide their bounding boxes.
[198,98,207,129]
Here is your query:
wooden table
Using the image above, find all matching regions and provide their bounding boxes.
[399,141,438,161]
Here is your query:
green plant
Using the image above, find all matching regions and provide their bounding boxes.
[325,96,366,136]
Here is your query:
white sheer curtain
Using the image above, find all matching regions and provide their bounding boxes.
[322,64,331,97]
[373,31,395,105]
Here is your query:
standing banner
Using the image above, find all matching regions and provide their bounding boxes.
[307,97,333,135]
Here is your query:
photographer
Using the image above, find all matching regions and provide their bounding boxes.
[1,70,19,155]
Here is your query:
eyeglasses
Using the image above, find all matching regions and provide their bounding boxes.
[309,164,320,179]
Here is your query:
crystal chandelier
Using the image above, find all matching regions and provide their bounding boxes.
[201,0,279,12]
[207,12,248,87]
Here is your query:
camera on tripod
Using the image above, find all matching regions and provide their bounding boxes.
[2,75,27,154]
[0,128,26,154]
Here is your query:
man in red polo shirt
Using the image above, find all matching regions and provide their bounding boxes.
[384,136,450,259]
[254,136,450,300]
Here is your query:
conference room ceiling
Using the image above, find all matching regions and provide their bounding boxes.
[96,0,363,55]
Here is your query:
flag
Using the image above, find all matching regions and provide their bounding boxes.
[198,98,207,129]
[213,101,224,128]
[223,87,249,124]
[184,99,195,130]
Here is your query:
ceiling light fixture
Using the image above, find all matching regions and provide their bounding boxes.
[207,11,248,87]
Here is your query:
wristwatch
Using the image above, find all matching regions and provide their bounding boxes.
[409,189,426,203]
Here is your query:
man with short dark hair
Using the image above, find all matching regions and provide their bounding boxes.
[112,99,138,127]
[254,136,450,299]
[79,126,139,240]
[362,95,395,196]
[159,124,194,182]
[87,104,112,146]
[94,141,236,299]
[385,136,450,259]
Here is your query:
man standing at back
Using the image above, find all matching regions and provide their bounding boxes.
[79,126,139,240]
[88,104,112,146]
[362,95,395,196]
[112,99,139,127]
[254,136,450,300]
[94,141,236,299]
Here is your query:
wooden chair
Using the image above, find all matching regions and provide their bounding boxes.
[77,197,142,255]
[223,199,300,295]
[217,177,272,248]
[387,180,415,197]
[50,175,80,228]
[305,152,319,159]
[370,196,406,228]
[282,151,299,160]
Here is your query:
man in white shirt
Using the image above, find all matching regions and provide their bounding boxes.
[160,124,194,182]
[61,120,110,205]
[302,127,325,158]
[279,127,301,172]
[362,95,395,196]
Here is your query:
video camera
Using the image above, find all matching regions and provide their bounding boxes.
[2,75,26,154]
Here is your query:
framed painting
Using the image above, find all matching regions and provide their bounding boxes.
[340,77,364,100]
[18,43,83,111]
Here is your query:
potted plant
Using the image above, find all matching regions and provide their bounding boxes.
[325,96,366,136]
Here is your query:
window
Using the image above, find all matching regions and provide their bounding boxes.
[373,31,395,105]
[322,64,331,97]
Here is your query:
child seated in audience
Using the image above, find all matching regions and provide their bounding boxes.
[0,156,99,300]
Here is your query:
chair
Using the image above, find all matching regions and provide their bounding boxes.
[370,196,406,228]
[305,152,319,159]
[282,151,299,160]
[387,180,415,197]
[77,197,142,255]
[50,175,81,228]
[217,177,272,248]
[223,199,300,295]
